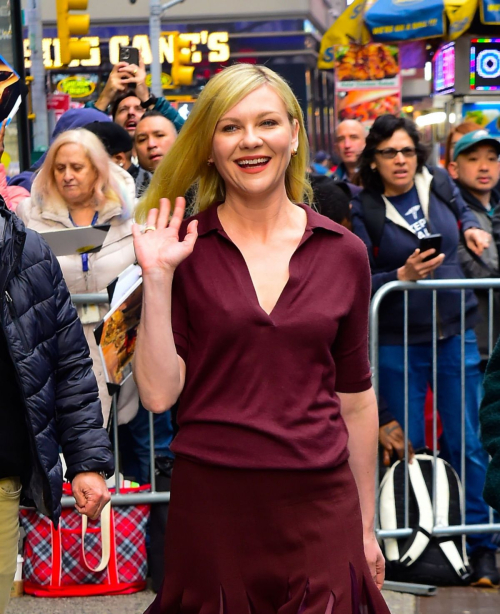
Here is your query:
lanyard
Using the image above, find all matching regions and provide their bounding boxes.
[69,211,99,273]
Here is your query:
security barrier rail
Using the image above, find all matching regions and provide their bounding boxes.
[371,278,500,539]
[64,282,500,543]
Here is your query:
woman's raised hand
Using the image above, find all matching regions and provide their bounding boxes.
[132,197,198,275]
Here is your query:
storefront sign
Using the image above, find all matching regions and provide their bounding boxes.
[365,0,445,42]
[24,31,230,70]
[145,72,173,90]
[433,41,455,95]
[335,43,401,127]
[480,0,500,24]
[56,76,96,98]
[470,38,500,91]
[463,101,500,135]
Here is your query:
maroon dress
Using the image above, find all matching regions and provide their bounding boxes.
[145,204,390,614]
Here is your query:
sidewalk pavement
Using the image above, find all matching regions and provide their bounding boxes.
[5,588,415,613]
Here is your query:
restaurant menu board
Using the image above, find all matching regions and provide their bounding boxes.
[433,42,455,95]
[334,43,401,127]
[470,39,500,91]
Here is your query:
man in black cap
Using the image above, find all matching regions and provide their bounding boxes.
[84,121,152,198]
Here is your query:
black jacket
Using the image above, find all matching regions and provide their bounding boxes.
[456,184,500,361]
[0,202,113,524]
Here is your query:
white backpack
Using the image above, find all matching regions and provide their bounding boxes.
[379,452,471,585]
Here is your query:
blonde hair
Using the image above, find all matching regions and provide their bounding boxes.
[35,128,123,212]
[136,64,312,222]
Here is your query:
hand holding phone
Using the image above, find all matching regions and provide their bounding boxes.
[397,234,445,281]
[118,46,140,66]
[419,234,442,262]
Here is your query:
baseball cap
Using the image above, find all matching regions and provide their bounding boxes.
[84,121,133,156]
[453,129,500,161]
[314,150,329,164]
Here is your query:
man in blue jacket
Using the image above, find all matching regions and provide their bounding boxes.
[0,199,114,613]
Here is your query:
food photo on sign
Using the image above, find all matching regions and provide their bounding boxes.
[334,43,399,88]
[336,89,401,125]
[334,43,401,127]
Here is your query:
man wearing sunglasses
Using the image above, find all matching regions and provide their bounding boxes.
[350,114,498,588]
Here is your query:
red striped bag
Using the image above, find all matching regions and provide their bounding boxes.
[19,485,150,597]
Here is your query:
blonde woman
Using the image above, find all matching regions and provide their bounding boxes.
[134,64,389,614]
[16,129,138,427]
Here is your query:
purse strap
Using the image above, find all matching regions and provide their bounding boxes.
[81,501,112,573]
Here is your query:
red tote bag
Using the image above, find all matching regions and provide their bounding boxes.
[19,484,150,597]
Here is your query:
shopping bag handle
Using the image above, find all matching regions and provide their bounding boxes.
[81,501,111,573]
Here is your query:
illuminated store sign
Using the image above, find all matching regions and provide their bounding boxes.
[433,42,455,95]
[470,38,500,91]
[24,31,230,69]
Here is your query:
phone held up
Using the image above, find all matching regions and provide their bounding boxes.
[119,46,140,89]
[419,234,442,262]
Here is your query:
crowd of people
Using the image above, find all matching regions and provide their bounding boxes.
[1,55,500,613]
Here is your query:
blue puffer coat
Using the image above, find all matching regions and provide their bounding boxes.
[0,201,114,524]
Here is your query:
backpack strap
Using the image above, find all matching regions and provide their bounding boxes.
[359,191,386,258]
[429,166,460,221]
[435,458,470,580]
[398,458,434,567]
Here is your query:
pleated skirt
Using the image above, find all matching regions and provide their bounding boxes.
[145,458,390,614]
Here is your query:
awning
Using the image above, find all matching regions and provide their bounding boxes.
[319,0,498,68]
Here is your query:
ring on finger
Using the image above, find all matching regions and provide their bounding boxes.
[143,225,156,233]
[133,68,138,75]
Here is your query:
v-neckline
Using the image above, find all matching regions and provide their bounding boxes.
[215,204,312,320]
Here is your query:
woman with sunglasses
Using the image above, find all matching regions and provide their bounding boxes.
[351,114,499,586]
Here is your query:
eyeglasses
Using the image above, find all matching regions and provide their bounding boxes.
[374,147,417,159]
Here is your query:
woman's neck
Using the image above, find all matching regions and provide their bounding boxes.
[67,202,97,226]
[218,187,301,242]
[383,180,415,198]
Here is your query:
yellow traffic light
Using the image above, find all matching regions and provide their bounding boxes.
[56,0,91,66]
[171,34,195,86]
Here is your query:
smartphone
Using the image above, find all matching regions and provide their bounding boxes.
[119,46,140,66]
[419,234,442,262]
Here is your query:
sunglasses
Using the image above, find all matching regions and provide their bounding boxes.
[375,147,417,159]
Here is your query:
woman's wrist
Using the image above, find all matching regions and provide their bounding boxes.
[142,267,175,282]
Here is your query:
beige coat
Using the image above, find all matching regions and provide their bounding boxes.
[16,165,139,427]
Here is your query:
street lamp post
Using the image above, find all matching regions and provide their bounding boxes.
[26,0,49,150]
[150,0,185,97]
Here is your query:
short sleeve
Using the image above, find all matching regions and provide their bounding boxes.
[171,268,189,362]
[332,244,372,393]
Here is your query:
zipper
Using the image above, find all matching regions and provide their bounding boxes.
[5,291,31,353]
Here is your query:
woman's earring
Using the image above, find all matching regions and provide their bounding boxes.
[371,164,377,172]
[291,149,298,157]
[207,158,213,166]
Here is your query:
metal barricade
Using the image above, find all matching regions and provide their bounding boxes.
[61,293,171,508]
[371,278,500,539]
[63,281,500,532]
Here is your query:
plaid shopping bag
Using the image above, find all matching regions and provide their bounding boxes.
[19,484,150,597]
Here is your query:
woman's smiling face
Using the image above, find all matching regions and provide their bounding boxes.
[210,85,299,201]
